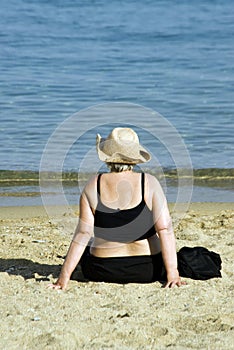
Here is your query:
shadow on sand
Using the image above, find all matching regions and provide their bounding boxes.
[0,258,85,281]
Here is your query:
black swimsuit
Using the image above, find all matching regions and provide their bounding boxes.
[94,173,156,242]
[80,173,165,283]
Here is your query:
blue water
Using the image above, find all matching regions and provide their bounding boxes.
[1,0,233,171]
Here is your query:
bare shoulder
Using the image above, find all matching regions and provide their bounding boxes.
[145,173,162,189]
[82,174,98,197]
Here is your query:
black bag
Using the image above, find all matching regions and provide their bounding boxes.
[177,246,222,280]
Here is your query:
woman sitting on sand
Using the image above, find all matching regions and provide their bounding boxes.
[50,127,184,290]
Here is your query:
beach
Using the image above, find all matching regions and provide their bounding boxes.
[0,203,233,350]
[1,0,234,348]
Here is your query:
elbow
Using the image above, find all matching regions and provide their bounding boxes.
[156,218,173,235]
[72,230,93,245]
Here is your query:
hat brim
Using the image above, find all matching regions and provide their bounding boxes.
[96,134,151,164]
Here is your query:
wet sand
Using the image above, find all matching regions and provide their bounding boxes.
[0,203,233,349]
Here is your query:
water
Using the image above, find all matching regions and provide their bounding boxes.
[0,0,233,204]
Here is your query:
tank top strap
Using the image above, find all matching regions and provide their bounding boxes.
[141,172,145,200]
[97,173,102,196]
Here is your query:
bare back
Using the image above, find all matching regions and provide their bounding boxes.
[83,171,169,257]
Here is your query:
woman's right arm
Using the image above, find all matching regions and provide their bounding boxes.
[150,175,184,288]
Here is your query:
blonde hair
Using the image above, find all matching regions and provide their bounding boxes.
[107,163,134,172]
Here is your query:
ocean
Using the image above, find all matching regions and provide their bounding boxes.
[0,0,233,205]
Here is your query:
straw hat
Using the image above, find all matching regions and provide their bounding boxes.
[96,127,151,164]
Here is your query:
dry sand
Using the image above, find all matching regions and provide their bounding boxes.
[0,203,233,350]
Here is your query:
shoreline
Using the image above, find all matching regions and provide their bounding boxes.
[1,168,233,190]
[1,168,233,206]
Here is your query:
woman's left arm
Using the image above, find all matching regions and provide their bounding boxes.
[49,191,94,290]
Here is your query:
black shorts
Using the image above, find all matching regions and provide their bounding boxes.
[80,248,166,284]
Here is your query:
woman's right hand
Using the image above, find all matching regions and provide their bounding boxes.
[163,269,186,288]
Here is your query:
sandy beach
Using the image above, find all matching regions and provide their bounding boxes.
[0,202,233,350]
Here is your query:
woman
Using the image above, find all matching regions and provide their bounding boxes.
[50,127,184,290]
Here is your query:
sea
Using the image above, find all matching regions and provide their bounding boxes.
[0,0,233,206]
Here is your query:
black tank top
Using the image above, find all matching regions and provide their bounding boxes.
[94,173,156,243]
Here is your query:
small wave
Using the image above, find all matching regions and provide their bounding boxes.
[0,168,233,187]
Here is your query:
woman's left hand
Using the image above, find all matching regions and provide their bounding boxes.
[47,282,65,290]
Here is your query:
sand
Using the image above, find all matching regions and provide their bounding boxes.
[0,203,234,350]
